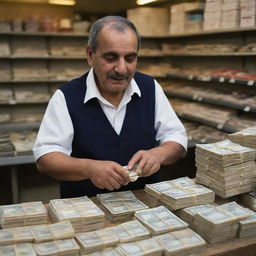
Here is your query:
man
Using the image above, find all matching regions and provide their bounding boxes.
[33,16,187,198]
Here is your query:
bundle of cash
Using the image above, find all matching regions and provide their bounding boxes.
[0,226,33,245]
[154,228,206,256]
[196,139,256,198]
[116,237,163,256]
[31,220,74,243]
[123,166,139,182]
[86,247,122,256]
[228,126,256,152]
[33,238,80,256]
[193,201,251,243]
[0,243,36,256]
[134,206,188,235]
[113,220,150,243]
[75,227,119,254]
[0,201,48,229]
[240,191,256,211]
[97,191,148,222]
[0,133,15,157]
[48,197,105,233]
[238,211,256,238]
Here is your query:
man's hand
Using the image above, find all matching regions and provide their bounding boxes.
[87,160,130,191]
[127,150,161,177]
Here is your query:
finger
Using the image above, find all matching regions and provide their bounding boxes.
[128,152,143,170]
[113,168,130,185]
[136,158,147,175]
[105,177,121,190]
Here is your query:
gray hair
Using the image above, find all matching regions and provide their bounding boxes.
[88,16,141,52]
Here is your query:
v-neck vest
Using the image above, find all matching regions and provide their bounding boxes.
[59,71,160,198]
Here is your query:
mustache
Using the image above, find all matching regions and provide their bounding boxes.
[108,72,129,80]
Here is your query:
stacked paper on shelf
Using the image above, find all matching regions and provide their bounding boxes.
[75,227,119,254]
[0,133,15,157]
[31,221,74,243]
[154,228,206,256]
[134,206,188,235]
[0,226,34,245]
[116,237,163,256]
[238,211,256,238]
[33,238,80,256]
[240,191,256,211]
[0,60,12,81]
[86,247,122,256]
[0,36,10,56]
[193,202,251,243]
[240,0,256,27]
[0,201,48,229]
[0,243,36,256]
[113,220,150,243]
[196,139,256,198]
[0,87,13,103]
[228,126,256,151]
[48,196,105,233]
[96,191,148,222]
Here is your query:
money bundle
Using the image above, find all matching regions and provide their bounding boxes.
[0,133,15,157]
[196,139,256,198]
[0,226,33,245]
[48,197,105,233]
[86,247,122,256]
[193,201,251,243]
[228,126,256,152]
[31,221,74,243]
[0,201,48,229]
[238,211,256,238]
[240,191,256,211]
[116,237,163,256]
[154,228,206,256]
[123,166,139,182]
[96,191,148,222]
[113,220,150,243]
[33,238,80,256]
[134,206,188,235]
[0,243,36,256]
[75,227,119,254]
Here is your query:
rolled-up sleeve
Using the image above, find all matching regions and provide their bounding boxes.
[154,80,188,150]
[33,90,74,161]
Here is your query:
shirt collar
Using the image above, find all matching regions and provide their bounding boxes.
[84,68,141,104]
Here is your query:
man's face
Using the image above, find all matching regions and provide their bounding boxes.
[87,25,138,97]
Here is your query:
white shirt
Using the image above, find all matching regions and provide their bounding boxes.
[33,68,187,161]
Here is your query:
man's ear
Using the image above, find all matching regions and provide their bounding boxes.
[86,46,93,67]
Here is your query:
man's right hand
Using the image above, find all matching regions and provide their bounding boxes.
[87,160,130,191]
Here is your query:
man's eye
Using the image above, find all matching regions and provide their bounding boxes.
[125,55,137,62]
[104,56,116,62]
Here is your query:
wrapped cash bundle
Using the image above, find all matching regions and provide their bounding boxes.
[0,243,36,256]
[196,139,256,198]
[48,197,105,233]
[240,191,256,211]
[0,201,47,229]
[238,211,256,238]
[134,206,188,235]
[86,247,122,256]
[96,191,148,222]
[154,228,206,256]
[145,177,215,210]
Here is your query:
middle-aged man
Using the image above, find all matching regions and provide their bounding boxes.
[33,15,188,198]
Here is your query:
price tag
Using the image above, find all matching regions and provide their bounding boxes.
[229,78,236,83]
[217,123,224,130]
[201,77,211,81]
[188,75,194,80]
[9,100,16,105]
[247,80,254,86]
[243,106,250,112]
[219,77,225,83]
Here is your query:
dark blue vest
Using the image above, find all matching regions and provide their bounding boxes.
[60,71,160,198]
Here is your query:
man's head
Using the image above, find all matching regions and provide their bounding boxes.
[87,16,141,101]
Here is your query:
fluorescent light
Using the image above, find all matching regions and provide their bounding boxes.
[48,0,75,5]
[136,0,158,5]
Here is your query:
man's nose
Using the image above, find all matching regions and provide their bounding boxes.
[114,58,127,74]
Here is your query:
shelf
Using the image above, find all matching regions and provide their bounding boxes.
[0,100,48,105]
[0,55,86,60]
[178,113,238,133]
[0,79,67,83]
[165,91,256,113]
[164,52,256,57]
[167,73,256,87]
[0,155,34,166]
[0,31,89,37]
[0,122,40,132]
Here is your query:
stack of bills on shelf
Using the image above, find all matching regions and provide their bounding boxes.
[134,206,188,235]
[154,228,206,256]
[33,238,80,256]
[0,201,48,229]
[240,191,256,211]
[0,37,10,56]
[86,247,122,256]
[228,126,256,152]
[193,201,251,243]
[48,197,105,233]
[31,220,74,243]
[196,139,256,198]
[0,133,15,157]
[0,87,13,103]
[160,184,215,210]
[96,191,148,222]
[75,227,119,254]
[238,211,256,238]
[0,226,33,245]
[116,237,163,256]
[113,220,150,243]
[0,113,11,123]
[0,243,36,256]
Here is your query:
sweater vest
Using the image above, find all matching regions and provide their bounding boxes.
[59,71,160,198]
